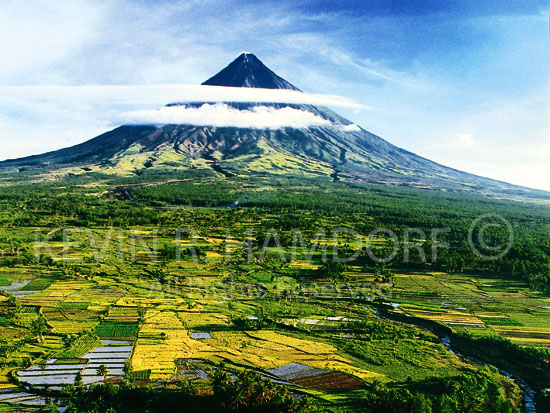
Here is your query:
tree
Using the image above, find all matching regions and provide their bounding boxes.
[212,367,312,411]
[30,315,48,344]
[74,371,83,387]
[317,261,349,282]
[97,364,109,381]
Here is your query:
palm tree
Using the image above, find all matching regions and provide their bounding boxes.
[74,371,83,387]
[96,364,109,381]
[30,316,47,344]
[43,384,51,405]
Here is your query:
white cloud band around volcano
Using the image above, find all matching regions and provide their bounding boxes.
[0,84,367,109]
[120,103,333,129]
[0,84,365,160]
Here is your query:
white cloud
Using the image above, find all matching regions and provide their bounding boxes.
[0,85,367,109]
[451,133,475,148]
[120,104,332,129]
[0,0,103,83]
[0,84,366,161]
[342,123,361,131]
[408,95,549,191]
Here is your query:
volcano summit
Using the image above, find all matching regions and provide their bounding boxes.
[202,52,301,91]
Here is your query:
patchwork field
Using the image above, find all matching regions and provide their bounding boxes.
[392,272,550,346]
[0,181,548,412]
[131,310,189,379]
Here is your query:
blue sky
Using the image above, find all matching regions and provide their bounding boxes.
[0,0,548,190]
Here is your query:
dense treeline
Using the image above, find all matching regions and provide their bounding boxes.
[359,369,520,413]
[61,369,314,412]
[451,332,550,390]
[58,366,522,412]
[58,365,520,412]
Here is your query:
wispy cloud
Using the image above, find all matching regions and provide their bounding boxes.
[0,84,367,109]
[410,95,549,191]
[450,133,475,148]
[120,103,332,129]
[0,84,365,160]
[0,0,103,83]
[319,47,430,90]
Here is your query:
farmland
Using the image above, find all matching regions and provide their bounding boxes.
[391,272,550,346]
[0,177,549,411]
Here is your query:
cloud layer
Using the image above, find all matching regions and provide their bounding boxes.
[0,84,366,109]
[120,103,332,129]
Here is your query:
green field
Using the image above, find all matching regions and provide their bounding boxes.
[19,278,55,291]
[56,334,103,359]
[95,321,139,339]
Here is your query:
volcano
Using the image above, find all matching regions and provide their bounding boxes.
[0,53,545,199]
[202,52,300,90]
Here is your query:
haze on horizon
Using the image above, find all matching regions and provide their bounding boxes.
[0,0,548,191]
